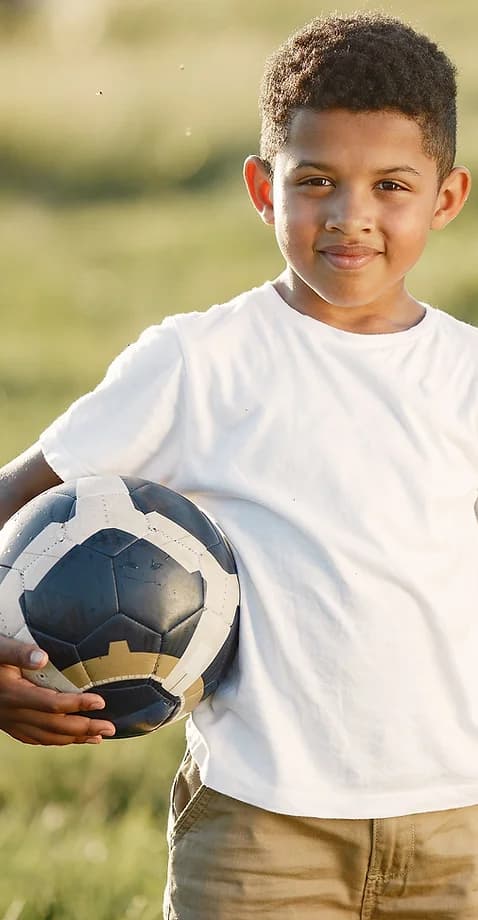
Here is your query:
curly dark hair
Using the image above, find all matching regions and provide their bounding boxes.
[259,12,457,184]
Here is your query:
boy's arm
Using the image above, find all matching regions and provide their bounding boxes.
[0,444,116,744]
[0,442,62,527]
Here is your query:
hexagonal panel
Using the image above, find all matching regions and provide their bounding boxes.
[24,544,118,643]
[113,539,203,633]
[161,608,203,658]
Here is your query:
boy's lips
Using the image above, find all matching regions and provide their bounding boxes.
[319,244,382,271]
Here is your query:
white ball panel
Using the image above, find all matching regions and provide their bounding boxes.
[145,511,206,569]
[14,621,41,645]
[10,522,69,571]
[161,608,231,695]
[6,521,77,592]
[21,659,83,693]
[145,509,239,627]
[65,493,148,545]
[21,538,77,591]
[200,562,240,626]
[75,475,129,500]
[0,568,25,638]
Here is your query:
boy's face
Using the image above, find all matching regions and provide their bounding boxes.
[245,108,470,325]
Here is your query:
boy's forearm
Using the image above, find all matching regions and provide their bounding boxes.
[0,443,62,529]
[0,483,26,529]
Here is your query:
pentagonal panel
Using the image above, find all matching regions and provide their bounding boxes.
[82,529,138,558]
[113,539,203,633]
[23,545,117,643]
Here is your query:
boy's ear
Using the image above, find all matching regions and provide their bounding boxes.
[243,156,275,225]
[430,166,472,230]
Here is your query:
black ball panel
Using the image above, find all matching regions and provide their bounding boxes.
[77,612,163,662]
[113,540,203,632]
[128,479,222,550]
[161,608,203,658]
[206,535,238,576]
[82,678,180,738]
[82,529,138,558]
[24,545,118,643]
[126,479,238,576]
[0,492,75,568]
[28,628,81,672]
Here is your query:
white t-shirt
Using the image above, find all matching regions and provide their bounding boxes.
[40,281,478,819]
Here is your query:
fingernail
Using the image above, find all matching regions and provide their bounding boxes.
[29,650,47,666]
[87,698,105,710]
[101,728,116,737]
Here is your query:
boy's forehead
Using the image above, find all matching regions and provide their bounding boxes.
[280,107,431,172]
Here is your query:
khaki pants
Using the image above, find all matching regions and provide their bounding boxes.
[163,749,478,919]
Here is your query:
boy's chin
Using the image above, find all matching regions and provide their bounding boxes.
[300,283,384,312]
[281,271,395,313]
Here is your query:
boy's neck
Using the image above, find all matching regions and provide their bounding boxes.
[273,274,426,335]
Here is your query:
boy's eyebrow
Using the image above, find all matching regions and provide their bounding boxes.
[292,160,422,177]
[376,165,422,177]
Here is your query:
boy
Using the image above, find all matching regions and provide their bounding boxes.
[0,10,476,918]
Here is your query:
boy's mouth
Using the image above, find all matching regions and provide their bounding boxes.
[319,245,381,271]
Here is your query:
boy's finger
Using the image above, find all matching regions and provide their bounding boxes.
[12,722,105,747]
[0,637,48,670]
[12,707,115,737]
[11,730,40,746]
[3,680,106,714]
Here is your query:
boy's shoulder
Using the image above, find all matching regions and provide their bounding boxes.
[433,305,478,347]
[170,281,274,345]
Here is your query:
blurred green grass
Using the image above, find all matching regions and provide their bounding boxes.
[0,1,477,917]
[0,720,186,920]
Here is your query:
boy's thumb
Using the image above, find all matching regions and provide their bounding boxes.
[0,636,48,669]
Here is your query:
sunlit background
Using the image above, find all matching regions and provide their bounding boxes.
[0,1,476,917]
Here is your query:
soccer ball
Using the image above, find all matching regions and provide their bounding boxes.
[0,475,240,738]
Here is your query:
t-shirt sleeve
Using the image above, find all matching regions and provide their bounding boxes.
[39,317,185,483]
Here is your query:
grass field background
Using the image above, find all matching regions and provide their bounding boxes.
[0,1,477,917]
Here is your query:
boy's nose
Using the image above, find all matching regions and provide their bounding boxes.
[324,191,375,235]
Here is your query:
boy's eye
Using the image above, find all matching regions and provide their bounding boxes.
[300,177,333,187]
[377,180,406,191]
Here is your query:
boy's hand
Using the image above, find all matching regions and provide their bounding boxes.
[0,637,116,745]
